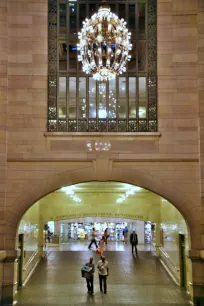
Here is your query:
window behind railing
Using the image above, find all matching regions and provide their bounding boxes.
[48,0,157,132]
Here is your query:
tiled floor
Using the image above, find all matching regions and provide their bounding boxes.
[48,241,156,252]
[17,242,191,306]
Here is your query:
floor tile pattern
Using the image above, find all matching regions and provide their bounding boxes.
[17,243,191,306]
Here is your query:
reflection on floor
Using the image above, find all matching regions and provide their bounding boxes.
[48,241,156,252]
[17,242,191,306]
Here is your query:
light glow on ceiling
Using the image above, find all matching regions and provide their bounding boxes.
[61,186,81,203]
[116,186,142,203]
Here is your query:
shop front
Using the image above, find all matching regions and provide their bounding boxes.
[60,221,128,242]
[55,218,149,244]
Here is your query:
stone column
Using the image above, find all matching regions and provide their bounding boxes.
[2,251,17,306]
[54,221,60,236]
[155,222,161,257]
[196,1,204,304]
[188,250,204,306]
[38,218,45,257]
[53,221,60,244]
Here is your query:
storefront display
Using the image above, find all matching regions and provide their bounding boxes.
[60,221,127,242]
[144,221,152,243]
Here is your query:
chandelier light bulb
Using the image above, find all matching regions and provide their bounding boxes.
[77,0,132,82]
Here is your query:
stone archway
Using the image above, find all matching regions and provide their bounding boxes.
[13,165,195,247]
[4,163,203,305]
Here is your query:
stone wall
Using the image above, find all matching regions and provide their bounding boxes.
[0,0,202,304]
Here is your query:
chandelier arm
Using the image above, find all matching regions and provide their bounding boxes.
[91,42,97,72]
[112,42,120,72]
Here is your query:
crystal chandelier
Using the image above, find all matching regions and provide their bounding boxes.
[77,0,132,82]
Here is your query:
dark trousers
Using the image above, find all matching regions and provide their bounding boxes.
[88,239,98,249]
[86,276,94,292]
[132,243,138,254]
[99,274,107,293]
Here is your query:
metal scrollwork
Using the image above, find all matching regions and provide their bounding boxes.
[48,0,157,133]
[48,0,57,132]
[148,0,157,132]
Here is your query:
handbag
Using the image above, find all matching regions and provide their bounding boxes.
[81,265,92,279]
[96,248,101,255]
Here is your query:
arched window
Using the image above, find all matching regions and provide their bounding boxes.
[48,0,157,132]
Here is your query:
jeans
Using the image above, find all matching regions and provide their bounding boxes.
[132,243,138,254]
[124,234,128,243]
[86,276,94,292]
[99,274,107,293]
[88,239,98,249]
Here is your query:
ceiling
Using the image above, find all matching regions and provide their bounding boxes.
[56,182,162,200]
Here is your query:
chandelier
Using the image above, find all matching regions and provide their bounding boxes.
[77,0,132,82]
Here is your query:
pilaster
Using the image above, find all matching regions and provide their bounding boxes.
[1,251,17,306]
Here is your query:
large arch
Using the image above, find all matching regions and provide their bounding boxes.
[12,165,196,247]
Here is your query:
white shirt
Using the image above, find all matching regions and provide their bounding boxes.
[91,230,97,239]
[97,260,108,276]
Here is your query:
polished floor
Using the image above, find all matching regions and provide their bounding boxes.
[17,242,191,306]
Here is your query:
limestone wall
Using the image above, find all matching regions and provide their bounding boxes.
[0,0,203,304]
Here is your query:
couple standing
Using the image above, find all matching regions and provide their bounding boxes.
[85,256,109,294]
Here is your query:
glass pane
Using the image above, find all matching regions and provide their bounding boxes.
[118,4,125,19]
[69,3,77,34]
[59,4,66,34]
[59,77,66,119]
[109,4,116,13]
[128,4,136,37]
[98,83,107,118]
[109,79,116,118]
[138,40,146,71]
[128,41,136,71]
[129,77,136,119]
[89,78,96,118]
[69,77,76,118]
[139,77,147,118]
[79,77,86,119]
[69,45,77,70]
[79,4,86,27]
[59,43,67,71]
[138,3,146,35]
[89,4,97,18]
[119,77,126,119]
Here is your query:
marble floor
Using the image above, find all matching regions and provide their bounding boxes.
[16,242,191,306]
[48,241,156,252]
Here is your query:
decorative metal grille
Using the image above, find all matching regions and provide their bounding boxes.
[48,0,157,132]
[148,0,157,131]
[48,0,58,132]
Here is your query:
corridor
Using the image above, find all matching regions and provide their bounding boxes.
[17,243,191,306]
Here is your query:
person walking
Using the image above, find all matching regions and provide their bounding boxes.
[47,226,52,243]
[88,227,98,250]
[123,226,128,243]
[84,257,95,294]
[97,255,109,294]
[130,230,138,255]
[103,228,109,245]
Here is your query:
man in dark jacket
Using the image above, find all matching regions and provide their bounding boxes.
[130,230,138,255]
[85,257,95,294]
